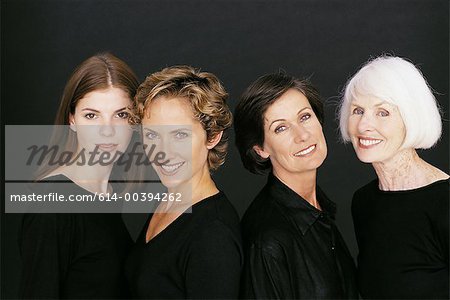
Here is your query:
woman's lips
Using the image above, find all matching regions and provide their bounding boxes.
[96,143,118,152]
[294,144,316,157]
[159,161,185,176]
[358,137,382,149]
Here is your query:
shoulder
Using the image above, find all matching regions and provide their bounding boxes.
[212,191,240,224]
[352,179,378,205]
[245,226,295,261]
[241,188,291,238]
[425,178,449,197]
[353,179,378,197]
[350,179,379,221]
[21,213,57,228]
[241,186,279,225]
[20,213,77,241]
[21,213,75,226]
[187,218,243,261]
[243,210,296,254]
[32,174,89,195]
[39,174,72,184]
[427,179,449,220]
[188,191,241,242]
[193,191,240,228]
[26,175,69,194]
[191,218,239,242]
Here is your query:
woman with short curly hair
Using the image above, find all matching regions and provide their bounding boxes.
[125,65,242,299]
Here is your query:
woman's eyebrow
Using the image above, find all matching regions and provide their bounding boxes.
[169,128,191,134]
[114,107,128,112]
[81,108,100,112]
[268,118,286,129]
[268,107,310,129]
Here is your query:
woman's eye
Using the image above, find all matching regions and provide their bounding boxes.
[117,111,129,119]
[145,132,159,140]
[84,113,97,119]
[174,131,189,139]
[377,110,389,117]
[352,107,364,115]
[274,125,287,133]
[300,113,311,122]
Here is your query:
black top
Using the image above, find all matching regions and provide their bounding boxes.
[240,173,358,299]
[352,178,449,299]
[125,191,243,299]
[18,175,133,299]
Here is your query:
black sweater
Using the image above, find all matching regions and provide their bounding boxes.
[125,191,243,299]
[352,178,449,299]
[19,175,133,299]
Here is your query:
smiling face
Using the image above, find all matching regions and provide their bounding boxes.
[69,87,133,161]
[347,94,406,164]
[254,88,327,178]
[142,96,214,190]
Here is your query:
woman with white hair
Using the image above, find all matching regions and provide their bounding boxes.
[339,56,449,299]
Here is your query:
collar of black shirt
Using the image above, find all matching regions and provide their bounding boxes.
[266,173,337,235]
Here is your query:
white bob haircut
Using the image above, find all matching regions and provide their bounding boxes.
[339,56,442,149]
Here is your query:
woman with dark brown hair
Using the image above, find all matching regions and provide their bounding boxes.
[235,72,357,299]
[125,65,243,299]
[19,53,138,299]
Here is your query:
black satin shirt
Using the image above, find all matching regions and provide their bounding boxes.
[240,174,358,299]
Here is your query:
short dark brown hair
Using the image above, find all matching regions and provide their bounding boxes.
[133,65,232,171]
[234,72,324,174]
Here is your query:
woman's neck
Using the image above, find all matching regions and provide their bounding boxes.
[372,148,449,191]
[273,168,320,209]
[166,164,218,213]
[49,163,114,194]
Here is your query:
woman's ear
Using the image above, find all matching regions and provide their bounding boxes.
[69,114,76,132]
[252,144,270,159]
[206,131,223,149]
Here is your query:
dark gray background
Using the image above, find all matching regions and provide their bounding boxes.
[2,0,449,298]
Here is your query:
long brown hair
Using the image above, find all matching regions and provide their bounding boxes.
[36,53,139,180]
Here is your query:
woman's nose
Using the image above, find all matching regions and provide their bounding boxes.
[158,135,175,159]
[293,125,310,143]
[357,113,375,133]
[99,122,116,137]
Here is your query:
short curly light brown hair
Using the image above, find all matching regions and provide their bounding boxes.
[132,65,232,171]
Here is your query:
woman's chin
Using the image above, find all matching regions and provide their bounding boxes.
[160,176,189,190]
[355,153,376,164]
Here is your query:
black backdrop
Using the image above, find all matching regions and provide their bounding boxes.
[2,0,449,298]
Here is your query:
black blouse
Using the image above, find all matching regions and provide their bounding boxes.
[125,191,243,299]
[352,179,449,299]
[18,175,133,299]
[240,174,358,299]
